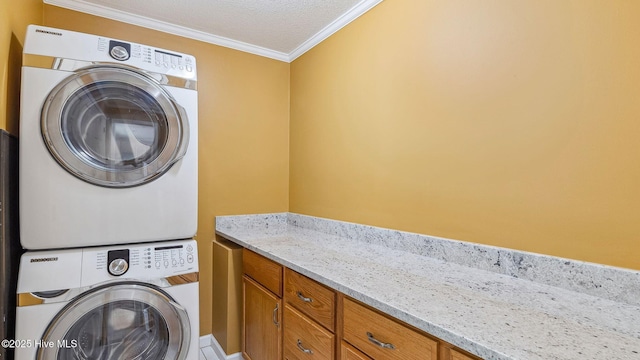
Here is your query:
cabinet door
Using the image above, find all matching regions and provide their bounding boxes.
[341,341,372,360]
[243,276,282,360]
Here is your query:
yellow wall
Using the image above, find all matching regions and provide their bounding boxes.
[290,0,640,271]
[42,5,290,341]
[9,1,638,354]
[1,0,42,133]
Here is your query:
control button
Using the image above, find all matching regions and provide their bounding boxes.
[110,46,129,61]
[180,258,185,265]
[164,261,169,268]
[108,258,129,276]
[187,254,194,263]
[108,41,130,60]
[186,65,193,72]
[172,259,177,266]
[107,249,129,276]
[155,261,161,268]
[186,245,193,252]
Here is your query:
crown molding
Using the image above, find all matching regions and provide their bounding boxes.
[43,0,383,63]
[288,0,383,62]
[43,0,290,62]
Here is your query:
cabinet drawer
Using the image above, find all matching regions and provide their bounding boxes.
[450,348,480,360]
[341,341,372,360]
[343,298,438,360]
[243,249,283,296]
[284,268,336,331]
[283,304,334,360]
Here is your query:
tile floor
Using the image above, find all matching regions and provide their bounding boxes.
[199,344,220,360]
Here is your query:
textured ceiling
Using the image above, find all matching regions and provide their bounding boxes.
[45,0,383,61]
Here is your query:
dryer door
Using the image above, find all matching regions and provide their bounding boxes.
[41,65,189,188]
[37,282,191,360]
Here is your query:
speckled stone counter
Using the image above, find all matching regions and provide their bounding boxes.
[215,213,640,360]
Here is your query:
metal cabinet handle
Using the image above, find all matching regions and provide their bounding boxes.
[297,291,313,303]
[272,303,280,327]
[297,339,313,354]
[367,332,395,349]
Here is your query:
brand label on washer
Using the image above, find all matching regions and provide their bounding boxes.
[30,257,58,263]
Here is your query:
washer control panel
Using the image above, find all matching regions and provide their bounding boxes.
[151,243,196,270]
[83,239,198,285]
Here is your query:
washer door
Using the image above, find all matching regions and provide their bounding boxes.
[41,66,189,188]
[37,283,191,360]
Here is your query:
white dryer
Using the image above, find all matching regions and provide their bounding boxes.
[15,239,199,360]
[19,25,198,249]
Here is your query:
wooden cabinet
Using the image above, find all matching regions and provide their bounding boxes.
[340,341,371,360]
[284,268,336,331]
[242,250,283,360]
[343,297,438,360]
[241,249,481,360]
[448,349,479,360]
[283,304,335,360]
[283,268,337,360]
[242,276,282,360]
[244,249,283,296]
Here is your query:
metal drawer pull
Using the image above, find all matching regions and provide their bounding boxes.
[297,291,313,303]
[272,303,280,327]
[297,339,313,354]
[367,332,396,349]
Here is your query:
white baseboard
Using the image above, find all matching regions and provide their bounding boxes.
[199,334,243,360]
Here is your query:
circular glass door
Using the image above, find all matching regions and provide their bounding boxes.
[37,282,190,360]
[42,66,189,188]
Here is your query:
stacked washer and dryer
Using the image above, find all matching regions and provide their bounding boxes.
[15,25,200,360]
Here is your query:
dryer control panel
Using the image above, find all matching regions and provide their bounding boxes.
[97,36,196,76]
[23,25,197,81]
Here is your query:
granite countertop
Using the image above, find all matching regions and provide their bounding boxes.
[215,213,640,360]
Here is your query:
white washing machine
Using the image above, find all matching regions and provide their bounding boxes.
[19,25,198,249]
[15,239,199,360]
